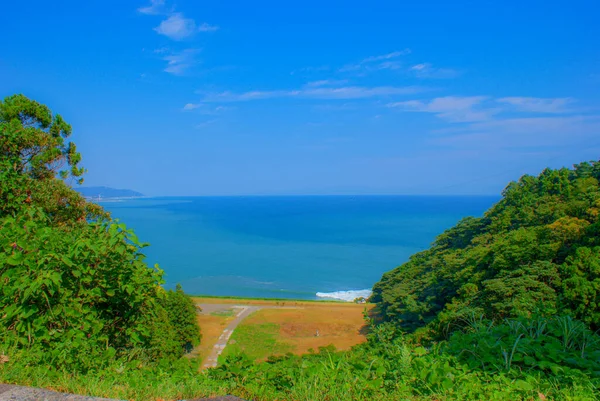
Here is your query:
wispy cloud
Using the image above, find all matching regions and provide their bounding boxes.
[431,115,600,151]
[389,96,494,122]
[291,66,331,75]
[198,22,219,32]
[183,103,232,114]
[410,63,460,79]
[305,79,348,87]
[183,103,202,111]
[339,49,411,73]
[497,97,575,113]
[138,0,166,15]
[361,50,412,63]
[396,95,586,125]
[200,85,426,102]
[195,119,218,129]
[162,48,200,75]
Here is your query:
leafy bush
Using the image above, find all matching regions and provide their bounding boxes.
[446,315,600,376]
[0,94,201,368]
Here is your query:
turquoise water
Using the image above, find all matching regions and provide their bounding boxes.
[101,196,497,301]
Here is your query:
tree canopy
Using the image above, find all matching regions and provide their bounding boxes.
[372,162,600,335]
[0,94,105,224]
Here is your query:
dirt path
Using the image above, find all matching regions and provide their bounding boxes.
[199,304,262,368]
[197,303,303,369]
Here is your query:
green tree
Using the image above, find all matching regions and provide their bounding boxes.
[0,95,200,367]
[0,94,105,223]
[163,284,202,353]
[373,160,600,335]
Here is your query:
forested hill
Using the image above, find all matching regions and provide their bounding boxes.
[372,161,600,334]
[76,186,143,198]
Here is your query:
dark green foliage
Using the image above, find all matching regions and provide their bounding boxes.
[446,316,600,375]
[0,209,163,353]
[0,95,201,368]
[162,284,202,354]
[372,162,600,333]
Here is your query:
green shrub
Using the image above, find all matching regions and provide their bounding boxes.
[162,284,202,354]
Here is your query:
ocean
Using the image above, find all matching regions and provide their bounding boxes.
[101,196,498,301]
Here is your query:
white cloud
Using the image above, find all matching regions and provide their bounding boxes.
[198,22,219,32]
[337,50,458,78]
[410,63,459,79]
[155,13,198,40]
[182,104,232,114]
[162,48,200,75]
[291,65,331,75]
[361,50,412,63]
[138,0,166,15]
[497,97,575,113]
[305,79,348,87]
[339,49,411,72]
[183,103,202,111]
[139,1,218,39]
[201,85,425,102]
[377,61,403,71]
[389,96,493,122]
[411,64,428,71]
[431,115,600,151]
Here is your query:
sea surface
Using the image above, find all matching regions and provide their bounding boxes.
[101,196,498,301]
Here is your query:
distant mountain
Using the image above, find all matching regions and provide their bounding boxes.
[75,186,144,199]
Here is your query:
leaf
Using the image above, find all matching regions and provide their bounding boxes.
[514,380,533,391]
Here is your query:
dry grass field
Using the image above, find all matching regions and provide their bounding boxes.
[191,297,372,365]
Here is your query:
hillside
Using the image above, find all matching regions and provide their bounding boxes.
[75,186,143,198]
[372,161,600,334]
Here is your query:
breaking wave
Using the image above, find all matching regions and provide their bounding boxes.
[316,289,372,302]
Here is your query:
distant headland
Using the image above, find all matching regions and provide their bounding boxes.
[75,186,144,199]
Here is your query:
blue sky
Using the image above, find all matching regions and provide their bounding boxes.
[1,0,598,196]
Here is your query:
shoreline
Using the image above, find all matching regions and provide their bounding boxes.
[190,294,370,304]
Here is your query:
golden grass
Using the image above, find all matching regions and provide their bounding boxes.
[192,297,372,364]
[241,305,371,355]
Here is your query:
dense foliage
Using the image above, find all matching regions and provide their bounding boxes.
[162,284,203,354]
[372,162,600,335]
[0,95,200,366]
[2,316,599,400]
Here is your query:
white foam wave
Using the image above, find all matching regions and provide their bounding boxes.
[316,289,372,302]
